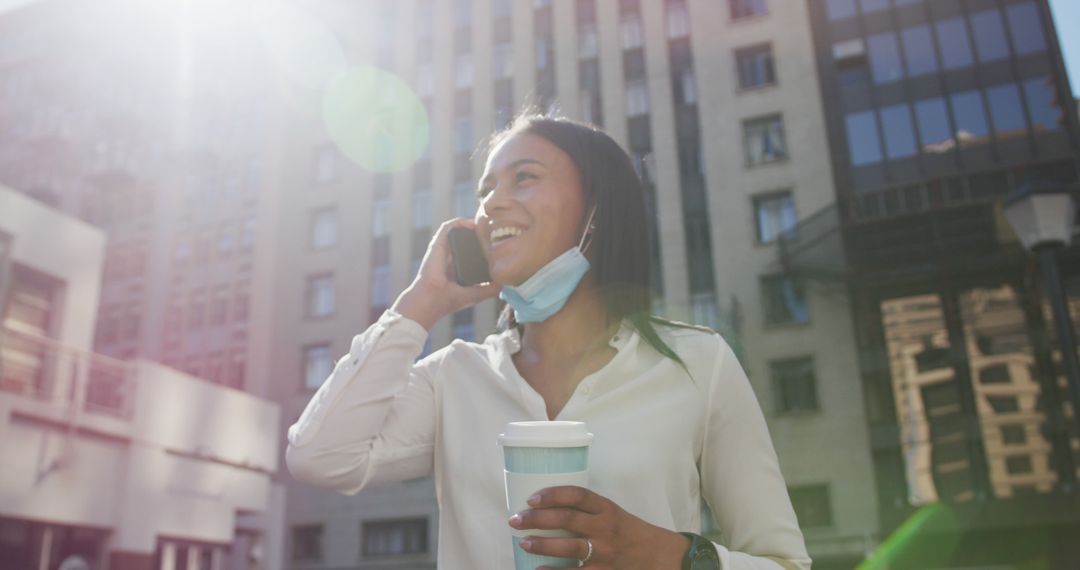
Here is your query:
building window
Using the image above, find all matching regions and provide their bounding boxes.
[762,275,809,325]
[311,208,337,249]
[362,519,428,557]
[845,110,883,166]
[535,36,552,70]
[678,69,698,106]
[579,23,599,59]
[454,182,475,218]
[735,44,775,90]
[240,219,255,251]
[742,114,787,165]
[620,13,643,50]
[666,1,689,39]
[1001,425,1026,445]
[825,0,855,21]
[867,32,903,85]
[729,0,766,21]
[833,38,870,86]
[915,98,954,153]
[753,191,796,243]
[789,485,832,528]
[1023,77,1063,133]
[454,116,473,155]
[371,265,391,308]
[413,188,432,229]
[373,193,391,238]
[986,83,1028,138]
[936,18,974,70]
[970,9,1010,64]
[625,80,650,117]
[690,292,720,331]
[771,356,819,413]
[880,104,917,160]
[987,395,1020,414]
[306,274,335,318]
[859,0,888,14]
[292,525,323,562]
[901,25,938,77]
[314,145,337,183]
[1006,2,1046,56]
[493,42,513,79]
[1005,455,1033,475]
[455,53,474,89]
[303,345,333,390]
[950,90,990,147]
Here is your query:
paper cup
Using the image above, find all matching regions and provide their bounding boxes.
[498,421,593,570]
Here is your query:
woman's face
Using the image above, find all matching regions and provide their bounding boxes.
[474,131,589,287]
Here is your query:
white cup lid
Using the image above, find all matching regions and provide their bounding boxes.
[498,421,594,448]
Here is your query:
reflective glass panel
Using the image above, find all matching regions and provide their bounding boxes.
[845,111,883,165]
[1006,2,1046,55]
[880,104,917,159]
[970,9,1010,63]
[936,18,974,69]
[868,32,904,84]
[986,84,1028,140]
[1023,76,1063,133]
[826,0,856,20]
[902,25,939,77]
[915,97,954,153]
[859,0,889,14]
[950,91,990,147]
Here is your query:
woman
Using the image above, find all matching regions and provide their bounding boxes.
[286,115,811,569]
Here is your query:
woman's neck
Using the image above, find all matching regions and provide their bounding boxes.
[517,277,618,362]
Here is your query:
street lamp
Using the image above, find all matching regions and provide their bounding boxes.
[1003,179,1080,433]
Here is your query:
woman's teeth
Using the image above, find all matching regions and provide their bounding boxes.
[491,227,523,242]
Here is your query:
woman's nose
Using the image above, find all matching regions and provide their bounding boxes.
[479,183,514,213]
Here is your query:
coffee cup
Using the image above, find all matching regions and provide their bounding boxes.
[498,421,593,569]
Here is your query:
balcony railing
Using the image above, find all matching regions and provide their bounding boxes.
[0,324,135,419]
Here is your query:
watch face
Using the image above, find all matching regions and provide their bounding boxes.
[690,548,720,570]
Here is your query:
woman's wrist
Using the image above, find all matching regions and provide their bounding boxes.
[391,286,447,331]
[661,528,693,568]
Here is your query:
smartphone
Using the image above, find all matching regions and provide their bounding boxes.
[448,227,492,286]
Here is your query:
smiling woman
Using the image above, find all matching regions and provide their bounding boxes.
[286,113,811,570]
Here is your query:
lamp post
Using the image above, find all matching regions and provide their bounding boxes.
[1003,180,1080,436]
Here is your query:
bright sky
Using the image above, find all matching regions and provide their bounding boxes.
[1048,0,1080,98]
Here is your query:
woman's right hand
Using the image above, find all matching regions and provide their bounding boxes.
[390,218,500,330]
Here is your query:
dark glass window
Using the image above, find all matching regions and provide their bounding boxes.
[754,191,796,243]
[902,25,938,77]
[970,9,1010,63]
[859,0,888,14]
[936,18,974,69]
[950,91,990,146]
[987,395,1020,414]
[986,83,1028,139]
[1023,77,1063,133]
[868,32,903,84]
[1005,455,1033,474]
[762,276,809,325]
[729,0,767,20]
[362,519,428,556]
[825,0,855,20]
[736,44,776,89]
[292,525,323,562]
[845,111,883,165]
[1001,425,1026,444]
[979,363,1011,384]
[915,97,954,153]
[1006,2,1046,55]
[771,356,819,413]
[880,104,917,160]
[789,485,832,528]
[742,115,788,165]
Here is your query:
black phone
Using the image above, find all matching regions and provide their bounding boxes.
[448,227,492,286]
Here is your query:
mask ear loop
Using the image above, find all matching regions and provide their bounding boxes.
[578,206,598,254]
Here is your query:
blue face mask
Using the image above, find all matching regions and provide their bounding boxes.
[499,207,597,324]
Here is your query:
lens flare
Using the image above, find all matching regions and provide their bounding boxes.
[321,66,429,173]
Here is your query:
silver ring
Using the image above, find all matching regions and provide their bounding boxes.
[578,538,593,566]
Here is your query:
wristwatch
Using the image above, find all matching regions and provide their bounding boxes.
[680,532,720,570]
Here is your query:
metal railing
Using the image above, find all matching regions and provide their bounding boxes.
[0,324,136,419]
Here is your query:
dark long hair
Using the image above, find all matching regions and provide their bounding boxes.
[484,113,709,374]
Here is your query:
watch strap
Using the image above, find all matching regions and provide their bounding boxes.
[679,532,720,570]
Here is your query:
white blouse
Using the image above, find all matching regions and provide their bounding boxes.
[286,310,811,569]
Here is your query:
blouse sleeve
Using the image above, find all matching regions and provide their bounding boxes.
[285,310,438,495]
[699,337,813,570]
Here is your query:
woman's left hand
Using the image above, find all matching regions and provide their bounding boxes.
[508,485,691,569]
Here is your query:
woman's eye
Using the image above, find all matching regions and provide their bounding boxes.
[515,171,536,183]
